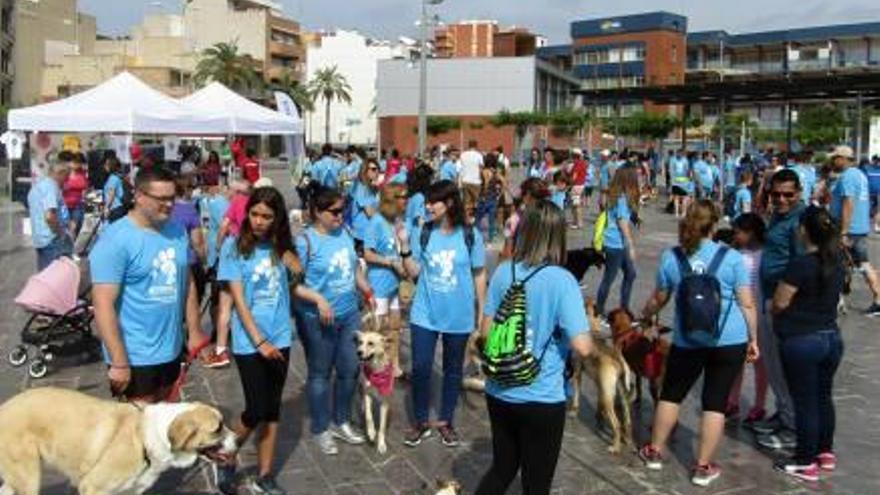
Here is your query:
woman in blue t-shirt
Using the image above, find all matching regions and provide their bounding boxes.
[398,180,487,448]
[637,200,759,488]
[364,183,409,377]
[215,186,305,494]
[294,187,375,456]
[474,200,593,495]
[405,163,433,234]
[595,166,640,317]
[349,159,380,255]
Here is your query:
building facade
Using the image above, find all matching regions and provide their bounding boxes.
[434,20,541,59]
[1,0,12,106]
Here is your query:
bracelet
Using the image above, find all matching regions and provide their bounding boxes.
[362,289,374,301]
[110,364,130,369]
[400,250,412,258]
[255,338,267,349]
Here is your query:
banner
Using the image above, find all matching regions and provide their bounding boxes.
[870,116,880,160]
[274,91,306,179]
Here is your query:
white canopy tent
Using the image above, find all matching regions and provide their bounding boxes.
[8,72,229,135]
[180,82,303,135]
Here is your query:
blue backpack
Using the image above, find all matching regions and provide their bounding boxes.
[672,246,731,346]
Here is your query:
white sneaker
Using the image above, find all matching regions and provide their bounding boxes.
[330,422,366,445]
[315,431,338,455]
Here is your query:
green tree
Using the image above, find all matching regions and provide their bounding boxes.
[547,108,589,138]
[711,113,757,147]
[308,66,353,144]
[193,41,261,94]
[412,116,462,136]
[269,70,315,115]
[609,111,679,140]
[795,105,846,148]
[490,110,548,158]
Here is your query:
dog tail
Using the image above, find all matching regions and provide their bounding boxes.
[620,360,636,402]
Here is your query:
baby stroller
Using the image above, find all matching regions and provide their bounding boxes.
[11,257,102,378]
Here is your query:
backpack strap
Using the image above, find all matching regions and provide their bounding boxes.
[519,263,550,284]
[299,229,314,268]
[672,247,693,276]
[420,221,475,261]
[707,246,729,276]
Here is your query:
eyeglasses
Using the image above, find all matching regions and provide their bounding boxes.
[141,191,176,204]
[770,191,797,199]
[324,207,345,216]
[395,195,408,199]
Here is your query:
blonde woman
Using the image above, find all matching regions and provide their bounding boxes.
[363,183,409,377]
[595,166,640,317]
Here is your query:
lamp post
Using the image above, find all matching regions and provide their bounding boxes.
[418,0,444,158]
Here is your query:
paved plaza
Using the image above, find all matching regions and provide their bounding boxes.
[1,170,879,494]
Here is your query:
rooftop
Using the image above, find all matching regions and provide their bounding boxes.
[689,20,880,46]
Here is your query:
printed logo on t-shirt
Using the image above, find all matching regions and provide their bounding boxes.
[327,248,354,292]
[427,249,458,292]
[148,248,179,303]
[252,258,281,307]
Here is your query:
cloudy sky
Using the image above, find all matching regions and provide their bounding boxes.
[80,0,880,43]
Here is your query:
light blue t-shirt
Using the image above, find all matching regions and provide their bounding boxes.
[789,163,816,205]
[733,186,752,219]
[103,174,125,210]
[550,190,566,210]
[89,217,190,366]
[350,181,379,240]
[296,227,359,317]
[28,177,69,248]
[365,214,400,299]
[405,192,427,232]
[312,156,343,189]
[656,240,750,348]
[671,156,693,193]
[603,195,632,250]
[439,160,458,182]
[484,262,590,404]
[410,224,485,333]
[693,160,714,193]
[830,167,871,235]
[390,167,408,184]
[599,161,618,189]
[723,159,738,188]
[200,194,230,267]
[217,239,292,355]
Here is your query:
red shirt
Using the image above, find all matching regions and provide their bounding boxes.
[570,159,588,186]
[242,159,260,184]
[62,170,89,209]
[224,193,249,236]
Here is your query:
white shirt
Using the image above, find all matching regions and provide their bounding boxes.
[0,131,25,159]
[459,149,483,185]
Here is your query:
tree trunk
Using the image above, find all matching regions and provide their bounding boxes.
[324,97,331,145]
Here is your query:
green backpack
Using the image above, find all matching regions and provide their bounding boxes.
[480,263,553,388]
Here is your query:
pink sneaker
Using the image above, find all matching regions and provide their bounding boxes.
[816,452,836,471]
[691,463,722,487]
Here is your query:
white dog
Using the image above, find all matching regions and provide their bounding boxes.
[356,315,395,455]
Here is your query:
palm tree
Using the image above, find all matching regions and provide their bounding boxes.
[308,66,353,144]
[194,41,261,95]
[270,70,315,115]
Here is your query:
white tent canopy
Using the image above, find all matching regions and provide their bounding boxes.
[8,72,229,135]
[180,82,303,135]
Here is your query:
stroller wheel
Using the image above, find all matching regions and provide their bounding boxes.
[28,359,49,379]
[8,346,28,367]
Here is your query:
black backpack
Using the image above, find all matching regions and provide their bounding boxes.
[480,263,552,388]
[672,246,731,346]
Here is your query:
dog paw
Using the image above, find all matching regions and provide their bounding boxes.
[377,440,387,455]
[366,428,377,442]
[567,407,579,418]
[607,444,621,455]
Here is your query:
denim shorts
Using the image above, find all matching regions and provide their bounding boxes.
[847,235,870,265]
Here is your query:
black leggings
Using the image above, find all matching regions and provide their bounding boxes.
[475,395,566,495]
[659,344,747,413]
[235,348,291,428]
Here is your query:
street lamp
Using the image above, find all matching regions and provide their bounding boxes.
[418,0,444,158]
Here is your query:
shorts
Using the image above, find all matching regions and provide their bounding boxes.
[583,186,595,198]
[118,355,182,400]
[671,185,690,197]
[870,193,879,218]
[375,296,400,317]
[235,348,291,427]
[659,343,747,413]
[463,184,481,210]
[570,185,585,206]
[846,235,870,265]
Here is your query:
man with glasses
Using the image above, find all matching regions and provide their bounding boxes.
[828,145,880,316]
[753,168,804,450]
[90,167,207,403]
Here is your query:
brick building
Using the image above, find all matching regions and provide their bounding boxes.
[434,20,541,59]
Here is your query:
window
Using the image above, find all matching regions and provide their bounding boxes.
[671,44,678,63]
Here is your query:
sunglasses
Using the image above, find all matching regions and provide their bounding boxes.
[770,191,797,199]
[395,194,408,199]
[324,207,345,216]
[141,191,176,204]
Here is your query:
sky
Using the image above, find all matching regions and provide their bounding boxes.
[79,0,880,43]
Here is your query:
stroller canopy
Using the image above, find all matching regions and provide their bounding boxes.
[15,258,82,315]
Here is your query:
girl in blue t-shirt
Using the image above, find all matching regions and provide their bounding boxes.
[637,200,759,487]
[397,180,487,448]
[364,183,409,377]
[475,200,592,495]
[215,186,305,494]
[596,166,640,317]
[405,164,433,234]
[349,159,380,254]
[294,187,375,456]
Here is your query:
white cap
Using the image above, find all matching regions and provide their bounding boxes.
[571,148,583,156]
[254,177,274,188]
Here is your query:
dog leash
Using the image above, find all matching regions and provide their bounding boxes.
[167,339,213,402]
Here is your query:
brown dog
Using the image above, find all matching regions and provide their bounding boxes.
[606,308,671,405]
[569,301,635,454]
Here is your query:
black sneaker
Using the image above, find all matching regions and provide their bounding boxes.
[864,303,880,317]
[403,423,432,447]
[212,462,237,495]
[437,424,460,447]
[248,475,286,495]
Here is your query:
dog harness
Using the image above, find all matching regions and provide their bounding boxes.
[362,363,394,397]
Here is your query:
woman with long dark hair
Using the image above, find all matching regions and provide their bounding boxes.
[638,200,759,487]
[770,206,845,481]
[215,186,305,495]
[405,163,433,233]
[398,180,487,448]
[595,166,640,317]
[349,158,380,254]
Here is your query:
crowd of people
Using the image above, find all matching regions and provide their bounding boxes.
[20,137,880,494]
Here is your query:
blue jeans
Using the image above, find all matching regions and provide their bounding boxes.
[35,235,73,272]
[410,324,469,426]
[595,247,636,315]
[476,198,498,241]
[780,330,844,463]
[68,205,84,238]
[296,309,361,435]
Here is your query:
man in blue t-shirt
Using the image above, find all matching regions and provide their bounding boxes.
[865,155,880,232]
[90,167,207,403]
[312,143,343,189]
[828,146,880,315]
[28,163,72,270]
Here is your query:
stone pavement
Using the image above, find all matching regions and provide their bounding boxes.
[1,180,879,494]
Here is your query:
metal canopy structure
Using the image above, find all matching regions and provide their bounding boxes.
[574,70,880,105]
